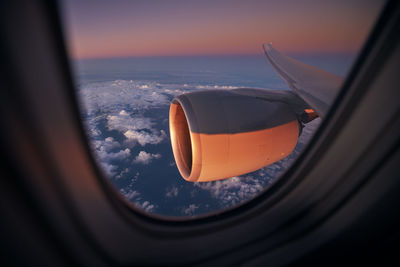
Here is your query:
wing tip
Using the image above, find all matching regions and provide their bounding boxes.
[262,42,273,53]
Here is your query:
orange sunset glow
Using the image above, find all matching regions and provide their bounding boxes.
[62,0,384,59]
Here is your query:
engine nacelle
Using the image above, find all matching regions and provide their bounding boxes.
[169,88,301,182]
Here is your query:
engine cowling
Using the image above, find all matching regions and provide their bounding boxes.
[169,88,301,182]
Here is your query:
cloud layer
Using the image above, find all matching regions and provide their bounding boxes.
[133,151,162,164]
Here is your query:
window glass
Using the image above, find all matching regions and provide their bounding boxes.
[60,0,384,217]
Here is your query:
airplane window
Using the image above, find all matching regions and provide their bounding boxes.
[60,0,384,217]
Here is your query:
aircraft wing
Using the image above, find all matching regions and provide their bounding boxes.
[263,43,343,118]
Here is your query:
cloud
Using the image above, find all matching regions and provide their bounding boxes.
[120,187,157,212]
[89,136,132,178]
[99,162,118,177]
[135,200,157,213]
[92,136,120,152]
[95,148,130,178]
[107,114,154,132]
[78,79,200,121]
[116,168,129,179]
[182,204,199,216]
[119,109,129,116]
[195,176,265,207]
[166,186,179,197]
[97,147,131,162]
[124,129,166,146]
[133,151,161,164]
[80,80,193,152]
[106,111,167,146]
[121,189,140,200]
[195,85,238,90]
[79,80,172,116]
[169,161,176,167]
[88,127,101,137]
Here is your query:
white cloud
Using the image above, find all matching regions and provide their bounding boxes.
[97,147,131,162]
[166,186,179,197]
[135,200,157,213]
[79,80,172,116]
[195,176,265,207]
[119,109,129,116]
[88,127,101,137]
[120,187,157,212]
[132,172,140,183]
[105,111,166,146]
[195,85,238,90]
[116,168,129,179]
[94,148,131,178]
[88,136,133,179]
[182,204,199,216]
[133,151,161,164]
[107,114,154,133]
[93,136,120,151]
[119,174,141,199]
[100,162,118,177]
[121,189,140,200]
[124,129,166,146]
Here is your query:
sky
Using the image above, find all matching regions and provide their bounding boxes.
[61,0,385,59]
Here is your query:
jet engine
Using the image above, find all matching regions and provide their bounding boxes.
[169,88,308,182]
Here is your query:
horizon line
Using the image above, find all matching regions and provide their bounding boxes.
[72,50,358,61]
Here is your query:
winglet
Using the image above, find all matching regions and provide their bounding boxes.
[263,43,343,118]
